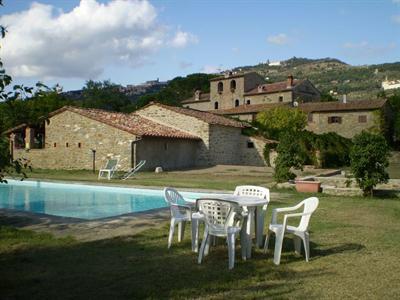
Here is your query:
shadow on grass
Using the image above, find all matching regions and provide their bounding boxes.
[264,235,365,264]
[373,189,400,199]
[0,226,332,300]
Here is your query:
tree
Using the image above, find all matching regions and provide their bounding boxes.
[274,131,306,182]
[350,132,390,196]
[256,106,307,139]
[0,2,32,182]
[135,73,217,109]
[81,80,130,112]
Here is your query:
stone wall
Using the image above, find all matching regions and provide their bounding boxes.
[208,125,242,165]
[137,105,268,166]
[136,137,198,171]
[183,100,211,111]
[136,105,211,166]
[246,91,293,105]
[306,109,379,138]
[239,136,267,166]
[210,76,246,110]
[14,110,136,170]
[243,73,265,94]
[293,80,321,102]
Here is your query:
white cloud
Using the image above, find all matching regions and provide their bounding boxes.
[267,33,289,45]
[342,41,396,57]
[201,65,223,74]
[392,15,400,23]
[0,0,197,79]
[169,30,198,48]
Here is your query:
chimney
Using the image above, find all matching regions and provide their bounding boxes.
[287,75,294,88]
[194,90,201,101]
[342,94,347,103]
[258,85,264,93]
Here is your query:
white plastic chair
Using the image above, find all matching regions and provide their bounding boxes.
[234,186,270,249]
[164,187,194,249]
[264,197,319,265]
[197,199,246,270]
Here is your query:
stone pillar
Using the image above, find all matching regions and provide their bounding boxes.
[24,127,34,149]
[25,127,33,149]
[9,133,15,160]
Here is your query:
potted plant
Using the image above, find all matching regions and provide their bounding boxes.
[295,178,321,193]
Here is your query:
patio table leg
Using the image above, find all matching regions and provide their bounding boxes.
[245,207,255,259]
[255,207,265,248]
[240,215,248,260]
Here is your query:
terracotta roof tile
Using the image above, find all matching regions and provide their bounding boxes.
[215,103,290,115]
[139,102,247,128]
[244,80,302,96]
[299,99,387,113]
[47,106,201,140]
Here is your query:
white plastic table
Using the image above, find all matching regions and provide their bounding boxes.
[189,194,268,260]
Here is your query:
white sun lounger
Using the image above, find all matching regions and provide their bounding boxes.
[98,158,120,180]
[121,160,146,180]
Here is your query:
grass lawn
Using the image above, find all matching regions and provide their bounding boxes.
[14,167,276,190]
[1,192,399,299]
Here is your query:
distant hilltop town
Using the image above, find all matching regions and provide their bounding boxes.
[62,78,169,100]
[382,78,400,91]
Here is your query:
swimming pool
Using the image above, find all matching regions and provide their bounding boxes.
[0,180,209,220]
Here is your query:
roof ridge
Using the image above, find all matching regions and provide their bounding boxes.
[136,102,247,128]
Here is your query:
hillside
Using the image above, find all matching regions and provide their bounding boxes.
[232,57,400,100]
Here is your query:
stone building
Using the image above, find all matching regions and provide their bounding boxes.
[215,99,391,139]
[5,104,274,171]
[301,99,391,138]
[182,72,321,112]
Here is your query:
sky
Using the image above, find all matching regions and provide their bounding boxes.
[0,0,399,91]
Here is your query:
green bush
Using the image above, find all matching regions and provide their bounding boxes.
[350,132,390,196]
[274,131,306,182]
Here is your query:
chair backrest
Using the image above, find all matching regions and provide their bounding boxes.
[164,187,187,219]
[298,197,319,231]
[104,159,119,170]
[234,185,270,202]
[197,199,241,234]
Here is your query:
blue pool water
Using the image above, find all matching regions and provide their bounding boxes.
[0,180,207,220]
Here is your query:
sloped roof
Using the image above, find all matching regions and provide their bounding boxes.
[181,92,210,104]
[138,102,247,128]
[244,80,302,96]
[299,99,387,113]
[5,106,200,140]
[215,103,290,115]
[3,123,28,135]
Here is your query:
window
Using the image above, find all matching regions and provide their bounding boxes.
[328,116,342,124]
[66,142,69,147]
[358,115,367,123]
[217,82,223,93]
[247,141,255,148]
[279,96,283,102]
[308,113,313,123]
[230,80,236,91]
[53,143,57,148]
[214,101,219,109]
[246,99,251,105]
[235,99,240,107]
[78,142,82,148]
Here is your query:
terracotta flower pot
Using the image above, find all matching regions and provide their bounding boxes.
[295,180,321,193]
